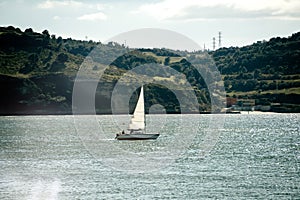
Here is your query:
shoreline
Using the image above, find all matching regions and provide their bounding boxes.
[0,111,298,116]
[239,111,280,114]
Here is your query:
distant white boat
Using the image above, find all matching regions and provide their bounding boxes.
[115,86,159,140]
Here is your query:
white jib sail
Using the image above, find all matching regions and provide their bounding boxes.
[128,86,145,131]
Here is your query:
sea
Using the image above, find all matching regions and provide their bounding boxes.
[0,113,299,199]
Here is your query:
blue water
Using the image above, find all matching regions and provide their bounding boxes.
[0,114,299,199]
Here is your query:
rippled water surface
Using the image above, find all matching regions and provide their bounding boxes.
[0,114,299,199]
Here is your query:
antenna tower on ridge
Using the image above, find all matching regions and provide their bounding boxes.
[218,31,222,48]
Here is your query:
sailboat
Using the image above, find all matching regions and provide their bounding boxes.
[115,86,160,140]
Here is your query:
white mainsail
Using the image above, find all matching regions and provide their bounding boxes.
[128,86,145,131]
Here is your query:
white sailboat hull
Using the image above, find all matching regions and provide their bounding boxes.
[116,133,159,140]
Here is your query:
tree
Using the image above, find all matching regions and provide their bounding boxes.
[28,53,38,64]
[93,65,98,70]
[19,63,33,74]
[6,26,16,31]
[24,28,33,33]
[164,57,170,65]
[42,30,50,36]
[254,69,261,79]
[57,53,68,63]
[57,36,63,43]
[241,66,248,73]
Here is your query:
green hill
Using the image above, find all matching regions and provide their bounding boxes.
[0,26,299,114]
[211,32,300,112]
[0,26,212,114]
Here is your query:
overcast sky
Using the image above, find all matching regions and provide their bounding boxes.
[1,0,300,50]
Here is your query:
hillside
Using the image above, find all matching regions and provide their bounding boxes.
[211,32,300,112]
[0,26,212,114]
[0,26,299,114]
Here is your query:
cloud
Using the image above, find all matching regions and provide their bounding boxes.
[135,0,300,21]
[37,0,82,9]
[77,12,107,21]
[37,1,108,21]
[53,16,61,20]
[96,3,105,11]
